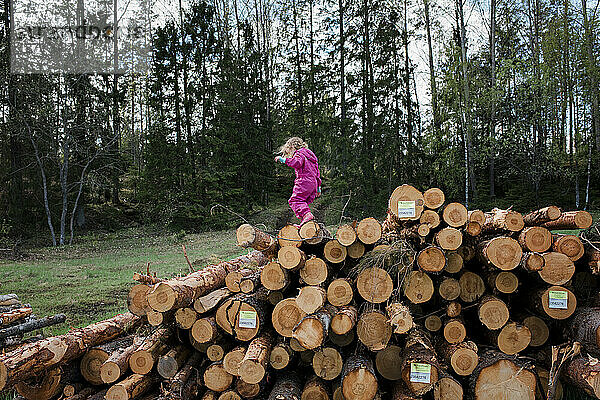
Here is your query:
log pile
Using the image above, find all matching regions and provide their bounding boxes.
[1,183,599,400]
[0,294,66,353]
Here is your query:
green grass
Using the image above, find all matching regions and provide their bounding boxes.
[0,227,244,336]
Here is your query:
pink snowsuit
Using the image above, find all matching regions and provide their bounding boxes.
[285,147,321,220]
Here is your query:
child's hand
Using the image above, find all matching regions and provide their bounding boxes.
[275,156,286,163]
[316,187,321,198]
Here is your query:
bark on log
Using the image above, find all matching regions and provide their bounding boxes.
[239,333,272,384]
[518,227,552,253]
[0,313,66,340]
[299,221,331,245]
[81,336,134,385]
[292,306,333,350]
[237,224,278,257]
[356,309,392,351]
[223,346,247,376]
[312,347,343,381]
[357,217,383,244]
[133,273,163,285]
[400,329,439,395]
[147,251,267,312]
[341,355,378,400]
[194,288,233,314]
[105,372,159,400]
[100,337,142,384]
[541,210,593,230]
[392,380,420,400]
[0,308,32,327]
[356,267,393,303]
[267,373,302,400]
[386,302,414,334]
[523,206,562,226]
[561,354,600,398]
[0,313,139,391]
[163,352,201,400]
[570,307,600,356]
[482,208,525,232]
[129,327,173,375]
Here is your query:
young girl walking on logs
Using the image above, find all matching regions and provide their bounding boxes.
[275,137,322,226]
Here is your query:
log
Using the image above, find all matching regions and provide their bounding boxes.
[357,217,383,244]
[0,308,32,327]
[464,221,482,236]
[331,305,357,335]
[329,331,355,347]
[443,319,466,344]
[239,333,272,384]
[278,246,306,271]
[299,221,330,245]
[272,298,306,337]
[403,270,434,304]
[296,286,327,314]
[146,310,169,326]
[537,368,563,400]
[292,306,333,350]
[81,336,134,385]
[237,224,277,257]
[219,390,242,400]
[458,271,485,303]
[375,344,403,380]
[14,366,62,400]
[162,352,201,400]
[487,271,519,294]
[64,386,95,400]
[267,373,302,400]
[129,327,172,375]
[194,288,233,314]
[457,245,475,261]
[541,210,593,230]
[207,342,230,362]
[105,373,158,400]
[323,240,347,264]
[157,344,191,379]
[327,278,353,306]
[191,316,219,344]
[523,206,562,225]
[147,251,267,312]
[520,252,545,272]
[470,350,535,399]
[301,376,329,400]
[386,302,413,334]
[570,307,600,356]
[268,290,284,305]
[424,315,442,332]
[100,338,142,384]
[0,294,18,304]
[356,267,394,303]
[236,376,265,399]
[400,329,439,395]
[522,315,549,347]
[552,234,585,261]
[587,246,600,274]
[420,214,441,236]
[468,209,486,225]
[535,285,577,320]
[561,355,600,398]
[0,313,66,340]
[392,380,420,400]
[341,355,378,400]
[204,361,234,392]
[438,340,478,376]
[276,224,302,248]
[478,295,509,330]
[442,202,468,227]
[175,307,198,330]
[357,309,392,351]
[478,237,523,270]
[223,346,247,376]
[0,303,29,313]
[495,322,531,355]
[538,252,575,285]
[482,208,525,232]
[423,187,445,209]
[445,252,463,273]
[432,374,463,400]
[348,241,366,259]
[215,292,268,341]
[312,347,343,381]
[417,246,446,273]
[446,301,462,318]
[226,269,256,293]
[300,257,328,286]
[438,277,461,301]
[261,262,290,291]
[270,341,293,370]
[0,312,139,391]
[518,227,552,253]
[389,184,425,221]
[336,224,357,246]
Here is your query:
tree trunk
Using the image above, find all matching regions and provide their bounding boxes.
[312,347,343,381]
[81,336,134,385]
[469,350,536,399]
[518,227,552,253]
[239,333,272,384]
[541,211,593,230]
[327,278,354,307]
[105,373,158,400]
[129,328,173,375]
[357,309,392,351]
[341,355,378,400]
[157,344,191,379]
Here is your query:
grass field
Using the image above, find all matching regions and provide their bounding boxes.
[0,227,245,335]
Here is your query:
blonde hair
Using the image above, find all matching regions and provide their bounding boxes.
[278,137,307,158]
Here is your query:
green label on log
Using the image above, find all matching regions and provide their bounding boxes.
[398,201,416,218]
[238,311,257,328]
[548,290,568,309]
[410,362,431,383]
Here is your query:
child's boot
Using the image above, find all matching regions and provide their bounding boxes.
[300,211,315,225]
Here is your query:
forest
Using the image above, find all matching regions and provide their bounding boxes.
[0,0,599,245]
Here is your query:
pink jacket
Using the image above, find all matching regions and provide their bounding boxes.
[285,148,321,188]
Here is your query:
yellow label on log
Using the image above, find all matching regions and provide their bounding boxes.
[548,290,568,309]
[410,362,431,383]
[239,311,257,328]
[398,201,416,218]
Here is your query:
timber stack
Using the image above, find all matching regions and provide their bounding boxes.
[1,183,599,400]
[0,293,66,353]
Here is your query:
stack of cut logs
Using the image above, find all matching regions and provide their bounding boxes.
[1,183,600,400]
[0,293,66,353]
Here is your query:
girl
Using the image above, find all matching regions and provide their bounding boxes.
[275,137,321,226]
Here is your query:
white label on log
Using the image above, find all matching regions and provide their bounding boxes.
[548,290,568,309]
[238,311,257,328]
[410,362,431,383]
[398,201,416,218]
